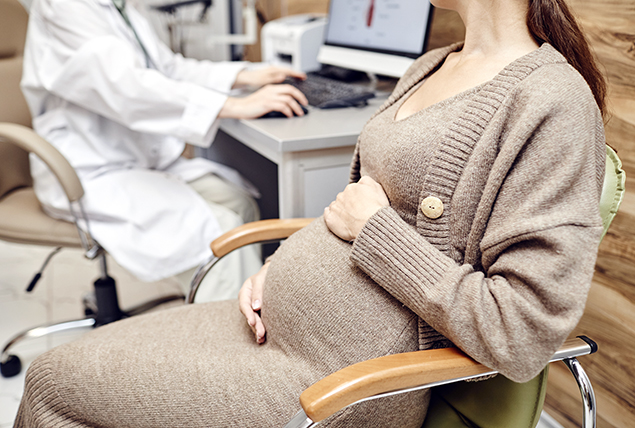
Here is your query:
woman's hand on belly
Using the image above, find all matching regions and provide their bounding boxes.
[324,175,389,241]
[239,261,270,344]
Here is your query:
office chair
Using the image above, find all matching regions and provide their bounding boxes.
[188,145,625,428]
[0,0,184,378]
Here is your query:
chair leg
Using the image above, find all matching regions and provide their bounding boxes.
[0,282,184,378]
[0,318,96,377]
[93,275,123,326]
[563,357,597,428]
[0,253,184,378]
[123,294,186,317]
[187,253,220,304]
[0,273,113,377]
[92,255,184,322]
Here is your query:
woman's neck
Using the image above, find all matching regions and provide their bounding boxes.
[454,0,540,62]
[395,0,542,120]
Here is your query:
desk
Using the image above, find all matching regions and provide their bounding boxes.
[201,94,389,219]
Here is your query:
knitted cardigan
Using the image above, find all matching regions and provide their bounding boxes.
[349,43,606,382]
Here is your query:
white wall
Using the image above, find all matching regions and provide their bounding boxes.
[18,0,237,61]
[136,0,234,61]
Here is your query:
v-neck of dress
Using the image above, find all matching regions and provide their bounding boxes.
[392,79,487,124]
[391,43,545,123]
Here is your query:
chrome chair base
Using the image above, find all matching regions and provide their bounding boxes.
[564,357,597,428]
[0,287,184,378]
[1,318,96,377]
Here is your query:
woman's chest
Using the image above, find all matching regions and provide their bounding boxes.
[358,83,480,226]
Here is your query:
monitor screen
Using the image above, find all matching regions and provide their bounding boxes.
[318,0,434,77]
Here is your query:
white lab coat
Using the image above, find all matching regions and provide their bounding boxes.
[21,0,256,281]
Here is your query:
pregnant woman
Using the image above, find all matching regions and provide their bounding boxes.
[15,0,607,426]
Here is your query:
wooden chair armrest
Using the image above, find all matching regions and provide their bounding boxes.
[299,347,490,422]
[211,218,315,258]
[299,337,595,422]
[189,218,315,303]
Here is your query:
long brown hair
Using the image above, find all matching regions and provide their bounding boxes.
[527,0,607,117]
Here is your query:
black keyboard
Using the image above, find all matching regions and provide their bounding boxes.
[284,73,375,109]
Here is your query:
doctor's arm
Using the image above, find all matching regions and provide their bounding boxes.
[135,6,308,111]
[153,37,310,118]
[31,0,305,146]
[150,24,306,91]
[232,66,307,88]
[220,84,307,119]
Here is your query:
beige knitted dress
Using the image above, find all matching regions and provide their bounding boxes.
[15,43,606,428]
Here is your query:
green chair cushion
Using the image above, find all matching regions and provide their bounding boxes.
[600,145,626,239]
[421,393,475,428]
[421,367,549,428]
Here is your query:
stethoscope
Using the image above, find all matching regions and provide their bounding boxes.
[111,0,156,68]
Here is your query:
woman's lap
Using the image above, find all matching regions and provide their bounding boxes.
[16,298,430,428]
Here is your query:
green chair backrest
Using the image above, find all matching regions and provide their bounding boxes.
[600,145,626,239]
[421,145,626,428]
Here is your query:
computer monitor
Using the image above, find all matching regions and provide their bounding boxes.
[317,0,434,78]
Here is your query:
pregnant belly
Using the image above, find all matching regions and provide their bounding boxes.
[261,217,418,369]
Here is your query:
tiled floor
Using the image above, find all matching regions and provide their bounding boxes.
[0,239,563,427]
[0,240,183,427]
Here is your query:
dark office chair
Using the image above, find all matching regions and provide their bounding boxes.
[0,0,184,378]
[189,145,625,428]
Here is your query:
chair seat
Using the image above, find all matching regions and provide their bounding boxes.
[0,187,82,247]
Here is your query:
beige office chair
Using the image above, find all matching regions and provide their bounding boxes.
[0,0,183,378]
[188,145,625,428]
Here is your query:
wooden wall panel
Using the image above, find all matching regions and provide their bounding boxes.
[545,1,635,427]
[285,0,327,16]
[243,0,328,62]
[426,9,465,51]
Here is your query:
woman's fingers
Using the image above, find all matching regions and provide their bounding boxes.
[239,287,264,342]
[324,177,390,241]
[252,313,266,343]
[238,279,256,327]
[251,261,269,310]
[251,279,263,311]
[324,202,354,241]
[237,262,269,343]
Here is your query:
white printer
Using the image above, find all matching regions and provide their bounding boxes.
[261,14,327,73]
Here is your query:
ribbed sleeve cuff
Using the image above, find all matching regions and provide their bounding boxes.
[351,207,455,310]
[205,61,248,93]
[179,87,227,147]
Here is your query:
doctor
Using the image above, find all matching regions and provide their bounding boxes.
[21,0,308,300]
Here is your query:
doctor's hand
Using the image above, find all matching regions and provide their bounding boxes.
[239,261,270,344]
[233,66,306,88]
[219,84,308,119]
[324,176,389,242]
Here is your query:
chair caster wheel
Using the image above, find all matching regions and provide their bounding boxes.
[1,354,22,378]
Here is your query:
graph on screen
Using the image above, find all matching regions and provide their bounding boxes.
[325,0,431,56]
